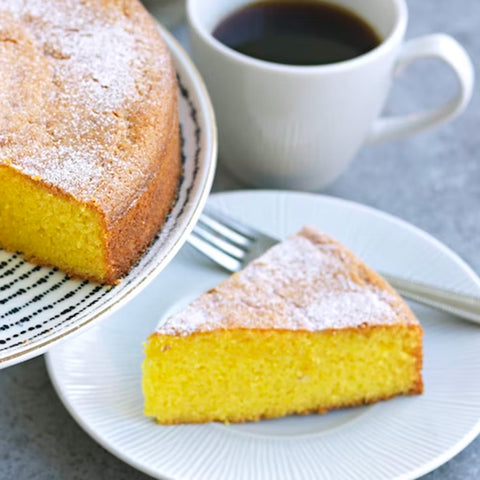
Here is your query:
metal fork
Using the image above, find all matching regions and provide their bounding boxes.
[187,208,480,325]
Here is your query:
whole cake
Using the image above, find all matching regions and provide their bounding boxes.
[0,0,181,284]
[143,226,423,424]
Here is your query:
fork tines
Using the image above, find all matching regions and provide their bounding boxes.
[189,209,254,272]
[189,208,279,273]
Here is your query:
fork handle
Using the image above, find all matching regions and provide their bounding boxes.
[382,273,480,324]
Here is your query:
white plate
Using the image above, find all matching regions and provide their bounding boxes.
[46,191,480,480]
[0,26,216,369]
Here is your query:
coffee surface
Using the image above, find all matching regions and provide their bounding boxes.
[213,0,381,66]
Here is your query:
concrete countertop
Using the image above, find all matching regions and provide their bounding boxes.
[1,0,479,478]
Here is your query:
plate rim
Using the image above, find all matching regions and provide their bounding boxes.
[0,24,217,369]
[46,190,480,480]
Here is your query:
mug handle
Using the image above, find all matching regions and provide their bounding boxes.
[366,34,474,144]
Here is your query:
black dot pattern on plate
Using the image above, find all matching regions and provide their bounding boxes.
[0,70,203,362]
[0,257,29,280]
[0,265,43,293]
[176,72,202,221]
[0,254,18,271]
[0,269,57,306]
[0,277,85,323]
[0,285,109,349]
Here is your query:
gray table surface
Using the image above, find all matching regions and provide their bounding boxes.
[1,1,479,479]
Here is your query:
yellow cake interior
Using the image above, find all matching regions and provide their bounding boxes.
[0,166,106,281]
[143,325,423,424]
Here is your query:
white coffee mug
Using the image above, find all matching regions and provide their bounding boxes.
[187,0,474,191]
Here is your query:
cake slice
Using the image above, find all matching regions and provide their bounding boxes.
[143,226,423,424]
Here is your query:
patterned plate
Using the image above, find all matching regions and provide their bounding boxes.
[46,191,480,480]
[0,26,217,369]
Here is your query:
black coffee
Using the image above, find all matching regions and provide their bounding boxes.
[212,0,381,66]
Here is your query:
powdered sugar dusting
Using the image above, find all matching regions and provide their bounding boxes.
[0,0,176,219]
[157,228,412,336]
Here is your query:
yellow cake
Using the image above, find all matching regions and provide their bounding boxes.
[0,0,181,284]
[143,226,423,424]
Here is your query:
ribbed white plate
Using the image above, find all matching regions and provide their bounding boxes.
[46,191,480,480]
[0,26,216,369]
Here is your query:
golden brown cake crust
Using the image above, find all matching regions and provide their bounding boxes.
[299,226,419,326]
[156,227,420,335]
[104,110,181,283]
[0,0,178,221]
[0,0,181,283]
